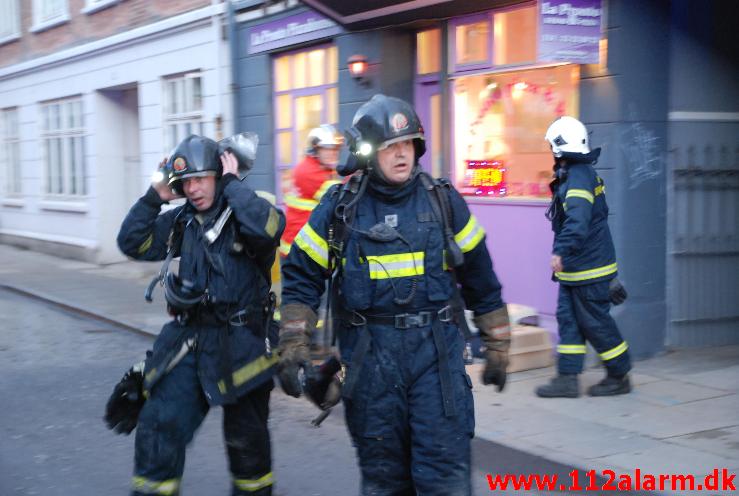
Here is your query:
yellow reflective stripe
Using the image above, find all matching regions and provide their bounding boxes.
[293,223,329,269]
[366,252,425,279]
[285,195,318,211]
[557,344,587,354]
[313,179,340,201]
[565,188,594,203]
[600,341,628,361]
[279,239,291,256]
[137,233,153,254]
[594,184,605,196]
[219,355,280,393]
[556,263,618,282]
[454,215,485,253]
[264,207,279,238]
[234,472,274,492]
[131,476,180,495]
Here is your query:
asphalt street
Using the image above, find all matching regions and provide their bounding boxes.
[0,287,647,495]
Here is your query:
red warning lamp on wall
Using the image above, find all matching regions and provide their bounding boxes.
[347,54,368,82]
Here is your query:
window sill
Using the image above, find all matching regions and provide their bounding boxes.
[1,197,25,208]
[81,0,119,15]
[30,14,71,34]
[0,33,21,47]
[463,195,550,206]
[40,199,89,213]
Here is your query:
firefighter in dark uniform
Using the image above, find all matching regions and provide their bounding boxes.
[277,94,510,495]
[107,133,284,495]
[536,116,631,398]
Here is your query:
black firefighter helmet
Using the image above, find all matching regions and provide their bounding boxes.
[166,132,259,195]
[339,94,425,176]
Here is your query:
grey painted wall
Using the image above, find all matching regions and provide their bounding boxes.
[580,0,671,358]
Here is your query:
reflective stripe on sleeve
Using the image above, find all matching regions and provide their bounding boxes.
[313,179,340,201]
[293,223,329,269]
[218,355,279,393]
[285,195,318,211]
[137,233,153,254]
[565,188,594,203]
[279,239,291,257]
[454,215,485,253]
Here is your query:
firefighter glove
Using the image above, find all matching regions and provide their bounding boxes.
[104,361,146,435]
[609,278,628,305]
[277,304,317,398]
[474,306,511,392]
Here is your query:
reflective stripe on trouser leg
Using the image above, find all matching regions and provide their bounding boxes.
[571,282,631,377]
[133,352,209,496]
[225,381,273,496]
[556,285,587,375]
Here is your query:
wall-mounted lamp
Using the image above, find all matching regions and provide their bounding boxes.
[347,54,368,84]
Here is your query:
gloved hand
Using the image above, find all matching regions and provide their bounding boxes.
[303,356,343,410]
[104,361,146,435]
[277,304,317,398]
[609,278,628,305]
[474,306,511,392]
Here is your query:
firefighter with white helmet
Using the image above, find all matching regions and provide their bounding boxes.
[537,116,632,398]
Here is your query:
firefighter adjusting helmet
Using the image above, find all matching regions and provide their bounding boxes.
[347,94,426,161]
[167,134,221,195]
[306,124,343,155]
[545,116,590,157]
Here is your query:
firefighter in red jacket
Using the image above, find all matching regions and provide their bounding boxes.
[280,125,342,258]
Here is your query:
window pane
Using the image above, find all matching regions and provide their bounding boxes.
[277,131,292,165]
[53,138,62,193]
[453,65,580,199]
[307,49,325,87]
[430,94,442,178]
[274,55,291,92]
[293,52,307,89]
[295,94,322,161]
[494,6,537,66]
[417,29,441,74]
[275,94,292,129]
[69,137,77,194]
[190,77,202,112]
[327,46,338,84]
[456,21,489,65]
[326,87,338,124]
[50,104,61,130]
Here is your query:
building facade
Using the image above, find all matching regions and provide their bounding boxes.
[0,0,233,263]
[231,0,739,355]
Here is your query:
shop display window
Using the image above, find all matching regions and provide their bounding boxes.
[453,64,579,200]
[416,28,441,74]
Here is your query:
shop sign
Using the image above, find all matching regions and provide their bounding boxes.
[538,0,602,64]
[247,11,343,54]
[462,160,507,197]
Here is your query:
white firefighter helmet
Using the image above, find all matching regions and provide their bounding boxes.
[306,124,343,155]
[545,116,590,157]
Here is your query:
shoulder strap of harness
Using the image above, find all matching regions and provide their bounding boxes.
[418,172,464,268]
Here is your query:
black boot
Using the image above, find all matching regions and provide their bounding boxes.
[587,374,631,396]
[535,374,579,398]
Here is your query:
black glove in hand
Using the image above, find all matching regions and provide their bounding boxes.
[474,307,511,393]
[482,347,509,392]
[277,336,311,398]
[104,365,145,435]
[609,278,628,305]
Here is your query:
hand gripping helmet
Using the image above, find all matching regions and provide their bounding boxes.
[345,94,426,164]
[166,132,259,195]
[166,134,221,195]
[545,116,590,157]
[306,124,343,155]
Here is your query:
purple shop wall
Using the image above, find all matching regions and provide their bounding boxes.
[468,201,558,322]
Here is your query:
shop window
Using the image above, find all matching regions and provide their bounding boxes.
[455,20,490,67]
[1,108,20,195]
[0,0,21,42]
[493,6,537,66]
[453,65,580,200]
[417,29,441,74]
[272,45,338,202]
[162,72,204,153]
[40,97,86,196]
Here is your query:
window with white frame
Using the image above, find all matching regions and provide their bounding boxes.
[82,0,119,15]
[0,0,21,42]
[33,0,69,28]
[162,72,204,153]
[1,108,21,196]
[40,97,86,196]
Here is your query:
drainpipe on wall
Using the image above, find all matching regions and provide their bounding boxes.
[226,0,240,137]
[440,21,450,177]
[212,0,226,139]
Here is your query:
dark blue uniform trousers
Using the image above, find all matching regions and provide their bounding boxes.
[342,322,474,496]
[132,352,273,496]
[556,280,631,376]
